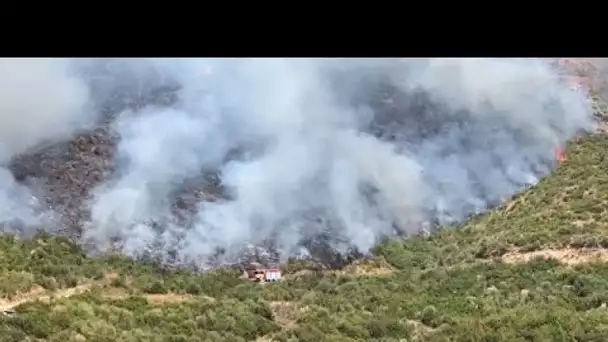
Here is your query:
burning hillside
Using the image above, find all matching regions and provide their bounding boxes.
[0,58,596,269]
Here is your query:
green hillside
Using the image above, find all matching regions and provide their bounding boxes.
[0,132,607,342]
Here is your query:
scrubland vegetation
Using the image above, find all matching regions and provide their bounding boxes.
[0,133,607,342]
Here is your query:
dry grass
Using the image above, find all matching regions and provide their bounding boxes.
[0,268,212,312]
[502,248,608,266]
[99,287,214,305]
[0,283,92,312]
[143,293,195,305]
[0,284,45,310]
[269,301,299,329]
[104,271,119,281]
[287,258,395,280]
[406,319,446,341]
[338,260,394,277]
[287,267,394,279]
[97,286,130,300]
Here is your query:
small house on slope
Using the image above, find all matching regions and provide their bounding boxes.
[243,262,282,283]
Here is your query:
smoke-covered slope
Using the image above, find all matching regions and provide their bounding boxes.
[0,58,596,270]
[0,58,606,342]
[0,129,607,341]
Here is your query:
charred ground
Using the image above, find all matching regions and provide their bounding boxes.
[6,60,578,270]
[4,66,481,269]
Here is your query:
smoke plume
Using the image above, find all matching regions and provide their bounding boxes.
[0,58,91,234]
[0,58,595,267]
[77,58,593,266]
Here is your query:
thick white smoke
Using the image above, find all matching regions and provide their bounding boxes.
[0,58,593,265]
[0,58,91,233]
[76,58,593,266]
[0,59,91,160]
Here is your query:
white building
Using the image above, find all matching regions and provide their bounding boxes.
[264,268,282,282]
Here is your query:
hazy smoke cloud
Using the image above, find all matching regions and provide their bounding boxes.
[0,58,91,160]
[0,58,593,266]
[75,58,593,266]
[0,58,91,233]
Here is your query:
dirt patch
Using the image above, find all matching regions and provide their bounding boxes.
[285,260,394,280]
[98,287,131,300]
[0,284,45,308]
[46,284,92,300]
[143,293,195,305]
[255,336,275,342]
[101,291,214,305]
[0,283,92,312]
[406,319,445,341]
[573,219,596,228]
[502,248,608,266]
[342,264,394,277]
[0,269,135,312]
[104,271,119,281]
[335,259,395,277]
[330,266,393,278]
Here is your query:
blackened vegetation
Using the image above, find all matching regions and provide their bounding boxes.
[368,88,452,144]
[3,71,537,272]
[170,172,225,228]
[3,74,444,271]
[9,124,119,237]
[300,235,366,269]
[332,70,457,145]
[7,63,183,239]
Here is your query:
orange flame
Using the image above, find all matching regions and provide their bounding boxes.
[556,147,567,163]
